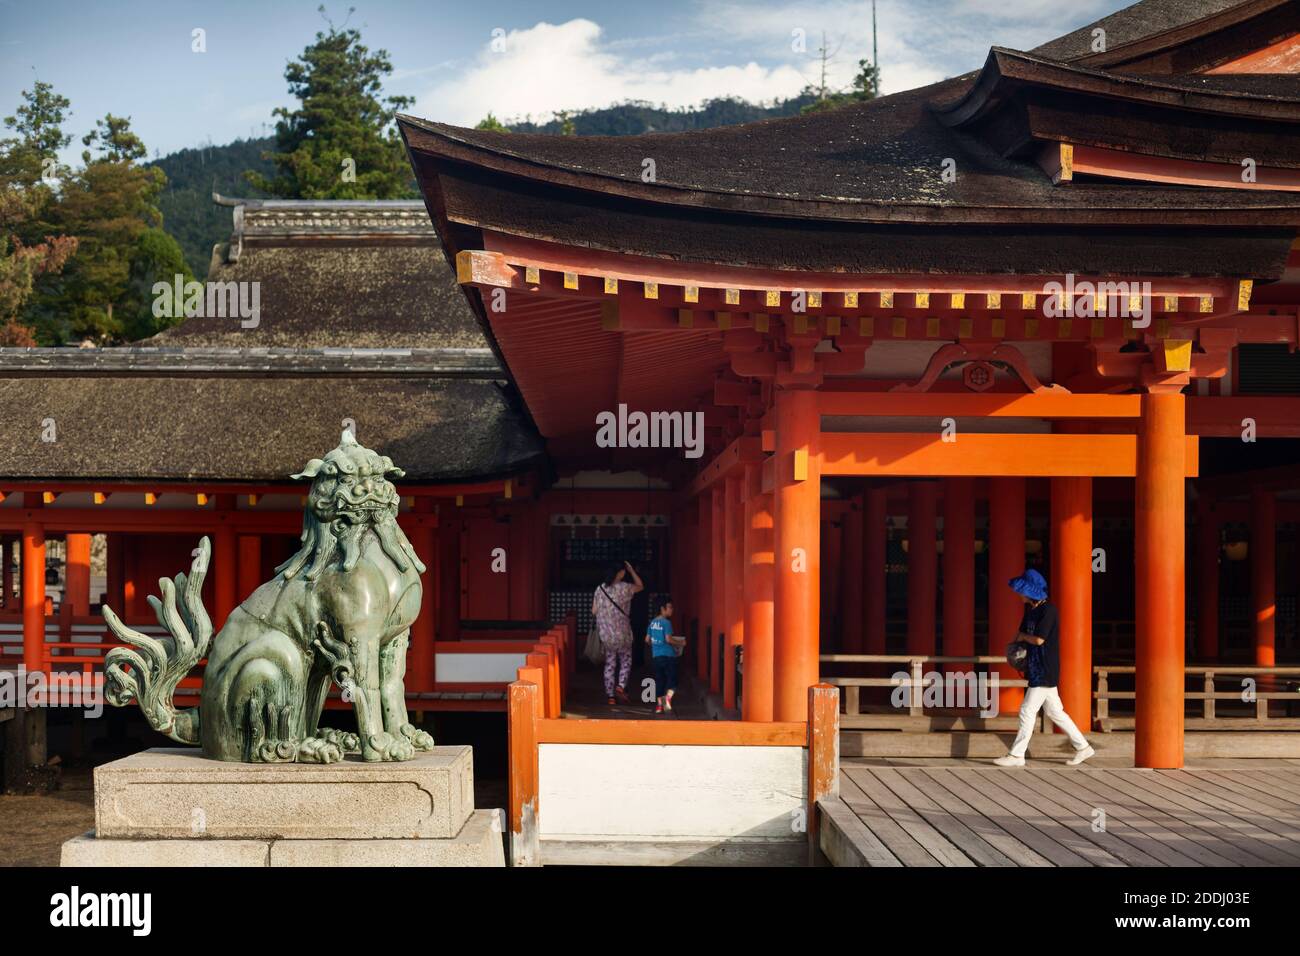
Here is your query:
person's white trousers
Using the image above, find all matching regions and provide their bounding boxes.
[1008,686,1089,758]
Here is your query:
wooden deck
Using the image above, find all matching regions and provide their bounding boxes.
[819,759,1300,866]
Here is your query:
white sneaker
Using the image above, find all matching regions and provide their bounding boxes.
[993,754,1025,767]
[1067,744,1096,766]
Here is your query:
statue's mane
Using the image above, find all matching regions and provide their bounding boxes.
[276,509,426,582]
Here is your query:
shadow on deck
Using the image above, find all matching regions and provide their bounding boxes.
[819,759,1300,866]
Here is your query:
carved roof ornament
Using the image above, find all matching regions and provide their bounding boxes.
[892,342,1069,394]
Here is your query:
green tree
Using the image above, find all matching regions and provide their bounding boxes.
[120,226,192,340]
[24,113,171,343]
[800,58,879,114]
[0,81,78,343]
[247,7,416,199]
[474,113,509,133]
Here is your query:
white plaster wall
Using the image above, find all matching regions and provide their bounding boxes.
[538,743,806,839]
[435,652,528,683]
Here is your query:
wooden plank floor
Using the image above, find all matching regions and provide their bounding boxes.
[820,760,1300,867]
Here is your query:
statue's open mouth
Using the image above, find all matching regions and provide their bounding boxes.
[336,497,396,523]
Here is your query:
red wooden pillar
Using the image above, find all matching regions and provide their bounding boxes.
[123,535,138,616]
[710,483,725,694]
[841,500,864,654]
[724,473,745,710]
[1135,392,1185,769]
[1051,476,1093,732]
[906,481,938,657]
[678,504,696,666]
[237,534,262,602]
[1250,486,1276,667]
[105,532,125,615]
[773,389,820,722]
[942,479,975,658]
[1,536,11,609]
[696,492,712,679]
[22,506,46,673]
[65,533,91,616]
[408,499,436,692]
[212,495,237,630]
[1195,494,1220,661]
[742,463,775,721]
[989,477,1026,714]
[864,487,887,654]
[438,509,461,641]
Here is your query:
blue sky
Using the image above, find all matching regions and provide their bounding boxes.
[1,0,1127,162]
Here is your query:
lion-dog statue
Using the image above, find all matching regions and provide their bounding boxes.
[102,432,435,763]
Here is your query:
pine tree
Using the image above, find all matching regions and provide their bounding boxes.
[246,7,416,199]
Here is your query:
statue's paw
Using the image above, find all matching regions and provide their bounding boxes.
[364,731,415,761]
[296,737,343,764]
[316,727,360,753]
[399,723,435,751]
[254,739,299,763]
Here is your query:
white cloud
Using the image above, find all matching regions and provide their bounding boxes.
[411,2,1122,129]
[414,19,808,128]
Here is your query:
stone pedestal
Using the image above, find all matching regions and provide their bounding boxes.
[62,747,505,867]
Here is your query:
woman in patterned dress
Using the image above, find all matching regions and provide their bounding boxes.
[592,560,643,705]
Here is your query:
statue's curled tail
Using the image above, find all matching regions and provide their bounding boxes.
[102,537,214,745]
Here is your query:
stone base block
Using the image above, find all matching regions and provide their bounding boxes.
[61,832,270,867]
[269,810,505,867]
[62,811,506,868]
[94,747,474,840]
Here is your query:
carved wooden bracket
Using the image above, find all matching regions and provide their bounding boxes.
[891,342,1068,394]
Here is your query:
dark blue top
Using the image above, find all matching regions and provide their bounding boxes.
[1020,602,1060,688]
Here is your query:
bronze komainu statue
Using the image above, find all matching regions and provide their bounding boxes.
[103,432,434,763]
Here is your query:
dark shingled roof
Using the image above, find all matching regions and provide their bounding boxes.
[0,198,547,483]
[0,376,543,482]
[1031,0,1251,61]
[152,199,489,350]
[399,77,1300,223]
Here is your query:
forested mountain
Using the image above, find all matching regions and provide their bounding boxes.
[149,137,274,276]
[507,94,819,135]
[149,93,819,278]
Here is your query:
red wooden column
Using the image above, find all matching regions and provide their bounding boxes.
[237,534,262,602]
[438,508,461,642]
[696,492,712,679]
[773,389,821,722]
[1051,477,1093,731]
[942,479,975,658]
[724,473,745,709]
[1135,392,1186,769]
[906,481,938,657]
[863,487,887,654]
[1251,486,1276,667]
[105,533,125,614]
[213,495,237,630]
[742,463,775,721]
[841,498,864,654]
[408,499,436,692]
[710,484,725,694]
[65,533,91,616]
[1,536,11,609]
[989,477,1026,714]
[1195,495,1220,661]
[21,499,46,673]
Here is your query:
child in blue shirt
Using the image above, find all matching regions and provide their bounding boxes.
[645,598,684,713]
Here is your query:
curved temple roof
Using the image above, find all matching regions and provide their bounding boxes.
[400,0,1300,280]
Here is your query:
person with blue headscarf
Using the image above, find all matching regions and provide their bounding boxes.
[994,568,1095,767]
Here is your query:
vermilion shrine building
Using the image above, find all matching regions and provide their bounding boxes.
[3,0,1300,778]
